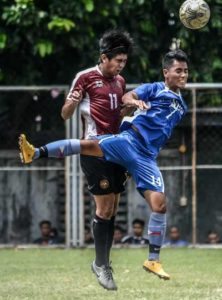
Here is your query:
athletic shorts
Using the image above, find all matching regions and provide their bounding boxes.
[80,154,127,195]
[99,129,165,195]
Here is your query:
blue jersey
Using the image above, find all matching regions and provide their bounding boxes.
[120,82,187,157]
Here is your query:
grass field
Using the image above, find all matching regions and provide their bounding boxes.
[0,248,222,300]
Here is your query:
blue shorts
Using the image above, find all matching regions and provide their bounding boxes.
[99,129,164,195]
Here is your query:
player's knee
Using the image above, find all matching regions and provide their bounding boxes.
[96,207,114,219]
[96,210,113,219]
[151,197,167,213]
[158,204,167,213]
[112,206,118,217]
[152,207,167,214]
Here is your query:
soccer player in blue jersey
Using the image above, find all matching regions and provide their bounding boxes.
[19,49,189,280]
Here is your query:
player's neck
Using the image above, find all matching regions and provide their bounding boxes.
[98,64,114,79]
[165,83,180,95]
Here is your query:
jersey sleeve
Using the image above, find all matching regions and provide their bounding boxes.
[134,83,154,102]
[68,73,87,98]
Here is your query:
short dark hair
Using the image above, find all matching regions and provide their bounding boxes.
[114,224,125,233]
[162,49,188,69]
[207,229,218,235]
[132,218,145,227]
[39,220,51,228]
[99,29,134,60]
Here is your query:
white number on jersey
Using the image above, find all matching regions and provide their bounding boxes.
[109,93,118,110]
[151,175,162,187]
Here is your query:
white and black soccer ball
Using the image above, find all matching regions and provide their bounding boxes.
[179,0,210,30]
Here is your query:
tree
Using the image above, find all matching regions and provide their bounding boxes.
[0,0,222,86]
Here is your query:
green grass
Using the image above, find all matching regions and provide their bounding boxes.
[0,248,222,300]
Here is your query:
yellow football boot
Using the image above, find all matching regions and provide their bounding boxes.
[143,260,170,280]
[18,134,35,164]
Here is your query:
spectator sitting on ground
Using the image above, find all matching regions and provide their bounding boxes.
[121,219,149,245]
[113,225,125,245]
[206,230,222,244]
[50,227,64,243]
[164,226,188,247]
[33,220,62,245]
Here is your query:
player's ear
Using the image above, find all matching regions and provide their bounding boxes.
[100,54,107,63]
[163,68,168,77]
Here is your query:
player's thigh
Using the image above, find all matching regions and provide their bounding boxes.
[80,155,125,195]
[131,156,165,194]
[112,193,121,216]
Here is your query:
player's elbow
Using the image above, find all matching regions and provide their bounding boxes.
[61,109,71,120]
[61,109,67,120]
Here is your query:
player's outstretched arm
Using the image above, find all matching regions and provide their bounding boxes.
[122,91,149,110]
[18,134,103,164]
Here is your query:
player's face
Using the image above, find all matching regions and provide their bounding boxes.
[41,224,51,237]
[163,60,188,92]
[101,53,128,77]
[133,224,144,237]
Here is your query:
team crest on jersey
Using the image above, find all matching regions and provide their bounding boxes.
[166,99,184,119]
[95,80,103,88]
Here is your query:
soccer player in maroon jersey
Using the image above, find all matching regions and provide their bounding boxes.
[61,30,134,290]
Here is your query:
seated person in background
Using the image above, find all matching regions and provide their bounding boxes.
[206,230,222,244]
[113,225,125,245]
[33,220,62,245]
[164,226,188,247]
[84,225,94,244]
[50,227,64,243]
[122,219,149,245]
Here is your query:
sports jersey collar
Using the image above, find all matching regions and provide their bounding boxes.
[164,83,181,97]
[96,64,116,81]
[161,83,187,111]
[96,64,103,76]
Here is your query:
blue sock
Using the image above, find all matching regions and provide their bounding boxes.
[148,212,166,261]
[34,139,81,159]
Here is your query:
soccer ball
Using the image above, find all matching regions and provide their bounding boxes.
[179,0,210,30]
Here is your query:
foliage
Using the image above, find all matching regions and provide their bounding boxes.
[0,0,222,90]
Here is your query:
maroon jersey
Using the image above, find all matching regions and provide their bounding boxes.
[68,65,125,138]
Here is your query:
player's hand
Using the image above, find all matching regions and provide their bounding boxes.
[67,90,82,104]
[133,99,149,110]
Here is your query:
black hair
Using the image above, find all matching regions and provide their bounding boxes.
[132,218,145,227]
[207,229,219,235]
[99,29,134,60]
[114,224,125,233]
[39,220,51,228]
[162,49,189,69]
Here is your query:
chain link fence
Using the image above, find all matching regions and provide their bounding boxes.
[0,84,222,245]
[0,86,68,244]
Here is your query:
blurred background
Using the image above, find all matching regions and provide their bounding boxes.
[0,0,222,246]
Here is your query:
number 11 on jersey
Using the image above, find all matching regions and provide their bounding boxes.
[109,93,118,110]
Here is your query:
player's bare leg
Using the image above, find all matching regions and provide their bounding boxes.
[143,190,170,280]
